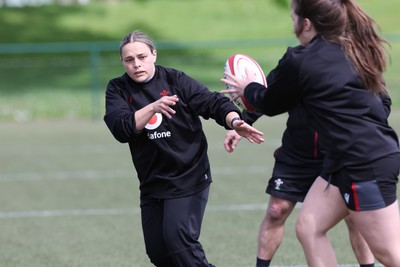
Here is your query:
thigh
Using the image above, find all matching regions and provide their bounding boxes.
[163,186,210,244]
[140,197,175,266]
[349,201,400,263]
[163,186,211,267]
[298,177,348,232]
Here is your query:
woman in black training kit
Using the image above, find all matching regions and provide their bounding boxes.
[104,30,264,267]
[222,0,400,266]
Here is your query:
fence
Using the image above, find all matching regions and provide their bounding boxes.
[0,35,399,120]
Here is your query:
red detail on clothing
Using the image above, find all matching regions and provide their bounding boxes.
[129,95,133,104]
[352,183,360,211]
[160,90,170,96]
[313,131,319,159]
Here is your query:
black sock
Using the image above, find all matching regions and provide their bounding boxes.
[360,264,374,267]
[256,257,271,267]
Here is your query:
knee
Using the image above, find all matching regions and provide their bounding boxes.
[265,201,291,224]
[145,247,174,267]
[343,215,356,231]
[163,224,182,247]
[147,255,174,267]
[295,215,305,242]
[163,222,197,252]
[295,213,315,243]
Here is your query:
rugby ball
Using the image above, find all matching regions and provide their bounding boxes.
[224,54,267,111]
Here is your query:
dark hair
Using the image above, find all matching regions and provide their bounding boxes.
[119,31,156,58]
[292,0,389,94]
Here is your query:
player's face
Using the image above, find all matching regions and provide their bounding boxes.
[290,4,309,45]
[291,9,306,45]
[121,42,157,83]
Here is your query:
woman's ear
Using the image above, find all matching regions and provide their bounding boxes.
[303,18,312,31]
[153,49,157,63]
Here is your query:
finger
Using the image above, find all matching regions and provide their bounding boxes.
[224,72,237,80]
[246,126,264,135]
[221,78,237,88]
[246,137,254,143]
[231,137,240,148]
[251,135,265,143]
[223,138,232,152]
[220,89,237,94]
[224,143,233,153]
[162,108,176,119]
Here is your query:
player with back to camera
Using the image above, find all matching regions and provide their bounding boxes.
[104,30,264,267]
[225,103,381,267]
[221,0,400,266]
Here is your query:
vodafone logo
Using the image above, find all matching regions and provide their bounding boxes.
[145,113,172,140]
[145,113,162,130]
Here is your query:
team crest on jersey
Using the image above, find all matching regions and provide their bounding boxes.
[160,89,170,96]
[274,178,284,190]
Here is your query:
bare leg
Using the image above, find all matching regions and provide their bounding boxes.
[296,177,348,267]
[349,201,400,267]
[257,196,296,260]
[344,216,375,265]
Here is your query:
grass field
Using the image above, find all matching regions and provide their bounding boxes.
[1,0,400,121]
[1,110,399,267]
[1,1,400,266]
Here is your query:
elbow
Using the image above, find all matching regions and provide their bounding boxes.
[109,127,131,143]
[104,116,131,143]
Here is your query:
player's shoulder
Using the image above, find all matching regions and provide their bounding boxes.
[155,65,201,88]
[156,65,184,77]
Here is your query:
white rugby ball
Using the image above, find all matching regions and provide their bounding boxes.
[224,54,267,111]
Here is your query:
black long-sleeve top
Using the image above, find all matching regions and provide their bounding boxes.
[244,36,399,173]
[104,65,240,199]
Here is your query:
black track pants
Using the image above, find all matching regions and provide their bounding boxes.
[140,186,212,267]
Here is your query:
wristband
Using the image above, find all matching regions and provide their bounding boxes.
[230,117,241,129]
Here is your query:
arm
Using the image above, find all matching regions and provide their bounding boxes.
[223,108,264,153]
[225,111,264,144]
[104,79,178,142]
[134,95,179,130]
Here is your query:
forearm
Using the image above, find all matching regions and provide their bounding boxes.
[134,103,156,131]
[225,111,241,129]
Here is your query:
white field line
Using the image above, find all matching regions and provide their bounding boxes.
[0,166,271,181]
[0,170,133,181]
[264,266,364,267]
[264,265,383,267]
[0,203,268,219]
[0,204,383,267]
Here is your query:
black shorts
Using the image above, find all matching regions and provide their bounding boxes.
[322,153,400,211]
[265,107,325,203]
[266,160,323,203]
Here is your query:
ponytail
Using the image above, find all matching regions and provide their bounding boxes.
[341,0,389,94]
[292,0,389,94]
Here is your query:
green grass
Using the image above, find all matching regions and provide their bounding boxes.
[1,112,399,267]
[0,2,399,266]
[0,0,400,120]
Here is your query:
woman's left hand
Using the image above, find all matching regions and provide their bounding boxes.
[232,119,264,144]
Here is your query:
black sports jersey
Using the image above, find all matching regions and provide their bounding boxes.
[104,66,240,198]
[244,35,399,173]
[243,72,323,166]
[244,105,323,166]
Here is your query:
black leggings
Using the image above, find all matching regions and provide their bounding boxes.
[140,186,211,267]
